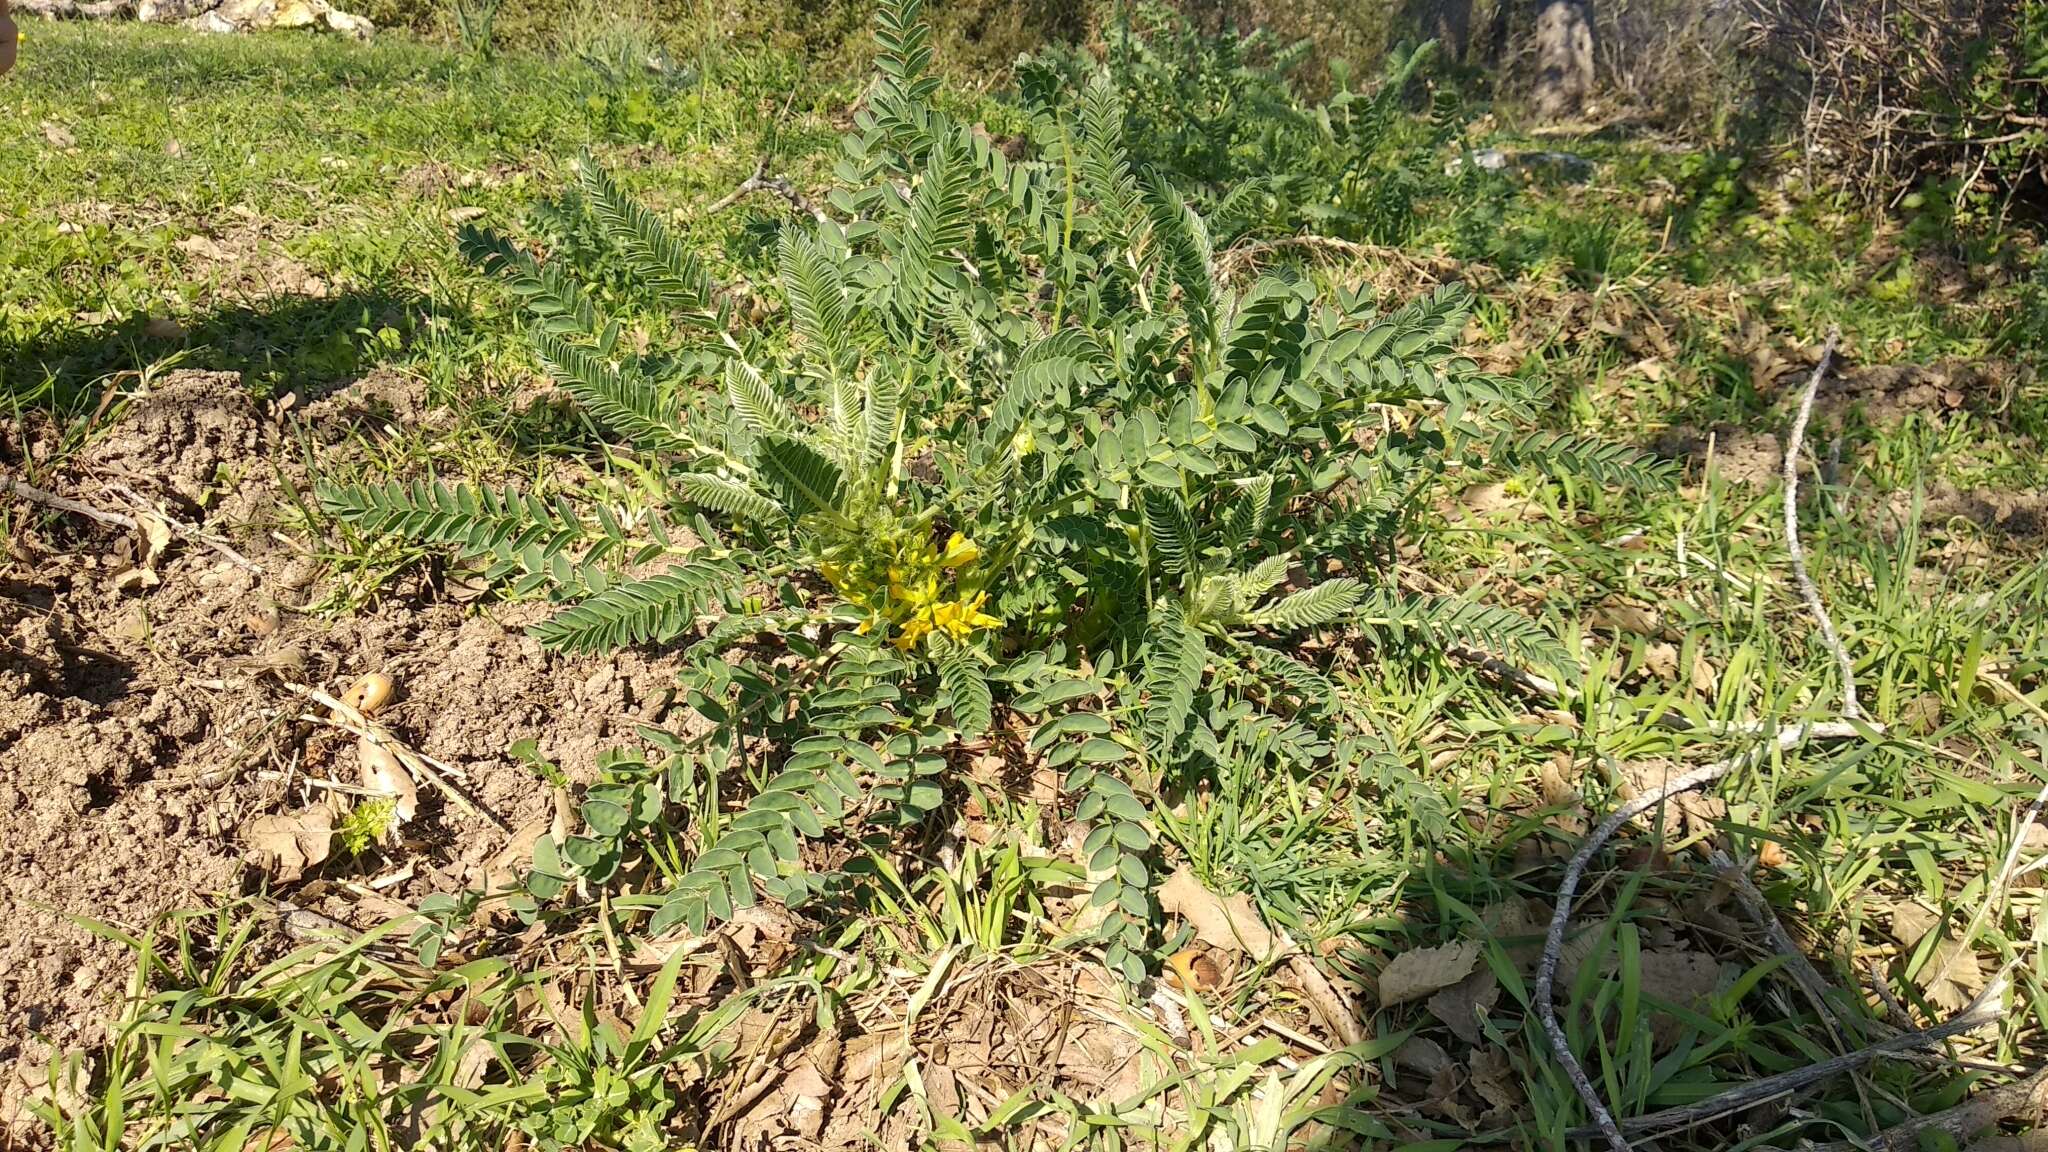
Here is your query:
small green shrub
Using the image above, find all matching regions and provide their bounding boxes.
[324,0,1667,980]
[1018,3,1490,247]
[449,0,505,57]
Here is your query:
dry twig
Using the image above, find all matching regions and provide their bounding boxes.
[706,158,825,220]
[1214,233,1431,281]
[3,477,139,530]
[1597,976,2007,1141]
[1533,329,1887,1152]
[1797,1064,2048,1152]
[285,682,512,834]
[1783,332,1859,720]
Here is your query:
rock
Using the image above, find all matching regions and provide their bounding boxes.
[35,0,369,34]
[135,0,218,21]
[1444,147,1593,183]
[187,0,372,36]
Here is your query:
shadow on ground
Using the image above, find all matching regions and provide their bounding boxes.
[1,288,454,411]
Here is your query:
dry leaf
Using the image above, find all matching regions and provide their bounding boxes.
[1427,964,1501,1044]
[242,806,334,881]
[1638,949,1722,1048]
[1392,1035,1452,1077]
[1158,866,1277,960]
[1468,1047,1524,1116]
[1893,904,1985,1011]
[1643,641,1680,681]
[1688,646,1718,697]
[1378,940,1482,1007]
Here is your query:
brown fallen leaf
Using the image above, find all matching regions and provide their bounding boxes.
[1469,1047,1524,1118]
[1393,1034,1452,1078]
[1894,904,1985,1012]
[1688,646,1718,697]
[242,806,335,882]
[1158,866,1277,960]
[1638,949,1722,1048]
[1378,940,1482,1007]
[1427,963,1501,1044]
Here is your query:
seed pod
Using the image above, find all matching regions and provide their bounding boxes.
[357,737,418,824]
[339,672,395,717]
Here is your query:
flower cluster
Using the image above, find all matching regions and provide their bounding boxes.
[820,529,1001,651]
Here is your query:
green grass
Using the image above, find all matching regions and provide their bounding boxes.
[11,17,2048,1152]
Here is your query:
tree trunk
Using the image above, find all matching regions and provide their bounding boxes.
[1403,0,1474,64]
[1531,0,1594,121]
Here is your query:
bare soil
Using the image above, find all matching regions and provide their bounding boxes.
[0,370,693,1129]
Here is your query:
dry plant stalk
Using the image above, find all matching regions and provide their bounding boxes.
[285,681,513,834]
[1527,330,1990,1152]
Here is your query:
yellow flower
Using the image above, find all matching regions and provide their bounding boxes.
[939,532,980,569]
[930,593,1002,641]
[893,613,934,650]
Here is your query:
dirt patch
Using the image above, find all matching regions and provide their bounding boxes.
[0,370,696,1135]
[1818,359,2022,427]
[1894,483,2048,542]
[171,216,332,302]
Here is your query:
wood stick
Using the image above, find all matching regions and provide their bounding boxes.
[1594,976,2006,1140]
[1534,328,1879,1152]
[705,158,825,220]
[1799,1065,2048,1152]
[1782,332,1860,720]
[3,477,139,529]
[284,682,512,835]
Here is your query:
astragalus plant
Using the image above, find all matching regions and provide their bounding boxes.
[324,0,1667,980]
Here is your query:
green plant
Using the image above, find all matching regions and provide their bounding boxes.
[450,0,505,58]
[1018,3,1481,246]
[337,797,396,855]
[323,0,1667,983]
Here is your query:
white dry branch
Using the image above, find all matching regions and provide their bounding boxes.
[284,682,513,835]
[1530,330,1944,1152]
